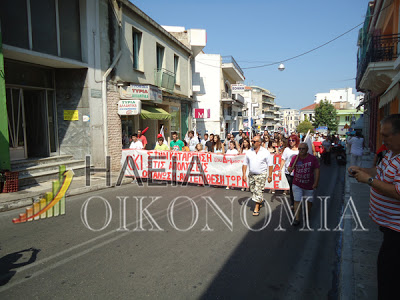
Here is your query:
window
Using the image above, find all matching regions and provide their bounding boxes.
[132,28,142,70]
[345,116,350,122]
[156,44,164,70]
[174,55,179,85]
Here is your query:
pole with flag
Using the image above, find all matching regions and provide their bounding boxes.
[159,125,167,145]
[304,130,314,155]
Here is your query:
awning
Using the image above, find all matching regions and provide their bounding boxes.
[141,106,171,120]
[379,72,400,108]
[353,115,364,130]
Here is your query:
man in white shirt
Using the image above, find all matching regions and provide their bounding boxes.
[129,134,144,149]
[242,135,273,216]
[188,130,199,151]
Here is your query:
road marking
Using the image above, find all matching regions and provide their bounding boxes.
[0,187,216,293]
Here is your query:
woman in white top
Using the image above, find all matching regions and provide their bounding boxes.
[240,138,251,154]
[240,138,251,191]
[280,134,300,208]
[348,131,364,167]
[213,135,225,153]
[226,141,238,189]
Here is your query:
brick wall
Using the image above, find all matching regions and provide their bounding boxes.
[107,83,122,172]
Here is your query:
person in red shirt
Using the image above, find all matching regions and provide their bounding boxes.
[137,129,148,149]
[313,139,322,159]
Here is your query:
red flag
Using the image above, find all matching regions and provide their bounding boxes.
[141,127,149,135]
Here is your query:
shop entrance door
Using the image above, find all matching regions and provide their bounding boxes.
[6,88,27,160]
[6,87,54,160]
[23,90,50,158]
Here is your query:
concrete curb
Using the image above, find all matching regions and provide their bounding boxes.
[0,178,132,212]
[339,158,355,300]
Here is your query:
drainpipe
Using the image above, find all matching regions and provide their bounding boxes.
[102,0,122,158]
[102,51,121,157]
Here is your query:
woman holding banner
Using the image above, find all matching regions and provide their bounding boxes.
[280,134,300,209]
[213,135,225,153]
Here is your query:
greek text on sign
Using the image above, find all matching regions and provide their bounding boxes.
[121,150,289,189]
[231,84,245,94]
[120,84,162,103]
[118,100,141,115]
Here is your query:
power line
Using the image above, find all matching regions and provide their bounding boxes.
[196,1,393,70]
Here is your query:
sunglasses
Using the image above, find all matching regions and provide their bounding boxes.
[298,148,307,150]
[251,140,260,143]
[289,139,296,142]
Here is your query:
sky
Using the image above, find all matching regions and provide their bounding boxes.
[131,0,369,110]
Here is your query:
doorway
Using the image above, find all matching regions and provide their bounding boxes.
[23,90,49,157]
[6,87,57,160]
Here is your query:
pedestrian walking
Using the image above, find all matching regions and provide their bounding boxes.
[242,136,273,216]
[213,135,225,153]
[170,131,184,151]
[348,131,364,167]
[288,142,320,226]
[129,134,144,149]
[322,136,332,165]
[280,134,300,209]
[154,134,169,150]
[350,114,400,300]
[188,131,199,151]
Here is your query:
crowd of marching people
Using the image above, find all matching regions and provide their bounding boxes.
[126,127,360,225]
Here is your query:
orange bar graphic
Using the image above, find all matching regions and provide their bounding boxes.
[19,213,26,223]
[33,202,40,220]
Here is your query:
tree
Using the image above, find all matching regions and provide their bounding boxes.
[313,100,338,132]
[297,117,314,134]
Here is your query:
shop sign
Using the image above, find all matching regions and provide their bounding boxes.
[118,100,141,115]
[194,108,210,119]
[231,84,245,94]
[120,84,163,103]
[64,110,79,121]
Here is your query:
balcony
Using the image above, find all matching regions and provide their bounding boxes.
[221,91,233,102]
[356,33,400,93]
[222,56,245,82]
[154,68,175,92]
[232,93,245,105]
[262,113,274,119]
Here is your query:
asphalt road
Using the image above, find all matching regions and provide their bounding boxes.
[0,159,345,299]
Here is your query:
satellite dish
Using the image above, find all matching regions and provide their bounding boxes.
[278,63,285,71]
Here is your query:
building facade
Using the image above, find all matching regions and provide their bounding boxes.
[281,109,300,133]
[356,0,400,151]
[314,87,361,108]
[300,103,317,122]
[192,53,245,139]
[247,86,279,132]
[0,0,105,168]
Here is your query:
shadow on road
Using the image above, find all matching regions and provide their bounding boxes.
[0,248,40,286]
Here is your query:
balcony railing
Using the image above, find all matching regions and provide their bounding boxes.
[154,68,175,92]
[356,33,400,89]
[222,56,244,78]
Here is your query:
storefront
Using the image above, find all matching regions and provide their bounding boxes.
[5,60,58,161]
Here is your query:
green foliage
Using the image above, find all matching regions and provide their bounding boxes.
[313,100,338,132]
[297,119,314,134]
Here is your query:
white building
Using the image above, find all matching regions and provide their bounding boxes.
[192,53,245,138]
[281,109,300,133]
[314,87,362,108]
[300,103,317,122]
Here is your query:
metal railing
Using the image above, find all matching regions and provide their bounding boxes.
[222,56,244,77]
[356,33,400,89]
[154,68,176,92]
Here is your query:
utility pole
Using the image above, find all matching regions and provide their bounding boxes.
[0,23,11,170]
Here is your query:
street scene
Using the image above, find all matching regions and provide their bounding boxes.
[1,0,400,299]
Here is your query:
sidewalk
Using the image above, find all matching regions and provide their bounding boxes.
[340,153,381,299]
[0,172,133,212]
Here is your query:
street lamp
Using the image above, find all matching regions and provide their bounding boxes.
[278,63,285,71]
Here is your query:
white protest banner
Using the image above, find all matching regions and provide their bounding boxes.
[121,150,289,190]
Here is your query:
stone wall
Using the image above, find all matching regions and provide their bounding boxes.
[107,82,122,171]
